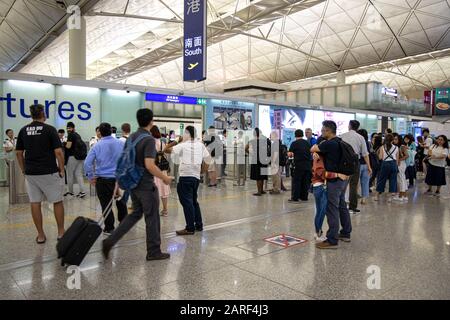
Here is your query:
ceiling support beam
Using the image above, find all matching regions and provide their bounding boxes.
[87,11,183,23]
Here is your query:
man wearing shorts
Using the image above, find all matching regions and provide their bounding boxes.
[16,104,66,244]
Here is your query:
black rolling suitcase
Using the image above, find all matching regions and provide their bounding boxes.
[56,190,116,266]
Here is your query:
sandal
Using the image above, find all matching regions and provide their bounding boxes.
[36,236,46,244]
[160,210,168,217]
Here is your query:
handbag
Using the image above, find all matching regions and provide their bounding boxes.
[155,141,170,172]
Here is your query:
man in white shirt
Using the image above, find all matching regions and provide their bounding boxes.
[164,126,211,236]
[89,127,101,148]
[340,120,372,214]
[3,129,16,159]
[119,123,131,143]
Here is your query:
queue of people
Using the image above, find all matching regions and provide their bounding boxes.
[8,102,450,258]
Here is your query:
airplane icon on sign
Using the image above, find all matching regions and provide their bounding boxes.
[188,62,199,70]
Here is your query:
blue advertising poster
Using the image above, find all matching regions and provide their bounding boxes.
[183,0,207,82]
[282,129,296,149]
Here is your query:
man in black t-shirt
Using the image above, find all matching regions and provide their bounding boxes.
[311,120,352,250]
[102,109,173,262]
[65,122,87,198]
[288,129,311,202]
[15,104,66,244]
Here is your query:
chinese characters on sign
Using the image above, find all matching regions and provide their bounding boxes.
[183,0,207,82]
[187,0,201,14]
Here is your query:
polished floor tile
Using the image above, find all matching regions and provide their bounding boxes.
[0,175,449,300]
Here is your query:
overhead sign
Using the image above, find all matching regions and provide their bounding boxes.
[183,0,207,82]
[382,87,398,97]
[145,93,198,105]
[434,88,450,116]
[264,234,308,248]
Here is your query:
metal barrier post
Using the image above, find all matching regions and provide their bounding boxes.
[8,160,29,204]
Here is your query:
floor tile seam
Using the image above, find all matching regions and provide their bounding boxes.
[230,263,318,300]
[0,204,341,272]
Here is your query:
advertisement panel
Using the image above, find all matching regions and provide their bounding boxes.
[434,88,450,116]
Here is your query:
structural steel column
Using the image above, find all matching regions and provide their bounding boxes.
[69,16,86,80]
[336,70,346,85]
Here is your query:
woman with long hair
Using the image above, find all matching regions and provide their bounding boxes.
[375,133,399,201]
[393,134,409,202]
[369,134,383,191]
[150,125,171,216]
[425,135,449,196]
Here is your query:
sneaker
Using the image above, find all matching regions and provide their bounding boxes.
[64,192,74,197]
[103,230,112,236]
[434,192,440,197]
[146,252,170,261]
[338,235,351,242]
[176,229,195,236]
[392,196,405,202]
[195,226,204,232]
[288,199,300,203]
[269,190,281,195]
[424,190,433,195]
[316,240,339,250]
[402,197,409,202]
[76,192,87,198]
[349,208,361,214]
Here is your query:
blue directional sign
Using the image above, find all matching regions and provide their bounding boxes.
[183,0,207,82]
[145,93,198,104]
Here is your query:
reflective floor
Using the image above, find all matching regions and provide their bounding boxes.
[0,173,449,300]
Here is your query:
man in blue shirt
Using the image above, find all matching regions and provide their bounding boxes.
[305,128,317,146]
[84,122,126,234]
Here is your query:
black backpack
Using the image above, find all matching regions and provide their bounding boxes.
[336,138,359,175]
[279,142,288,167]
[73,133,87,161]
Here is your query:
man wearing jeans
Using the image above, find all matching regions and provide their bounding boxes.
[84,122,127,234]
[102,109,173,261]
[311,121,351,249]
[165,126,211,235]
[340,120,372,214]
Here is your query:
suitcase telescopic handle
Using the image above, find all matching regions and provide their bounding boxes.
[97,183,121,226]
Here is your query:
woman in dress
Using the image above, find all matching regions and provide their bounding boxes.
[425,135,449,197]
[150,125,171,216]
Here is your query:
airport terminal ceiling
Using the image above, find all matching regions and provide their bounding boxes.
[2,0,450,97]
